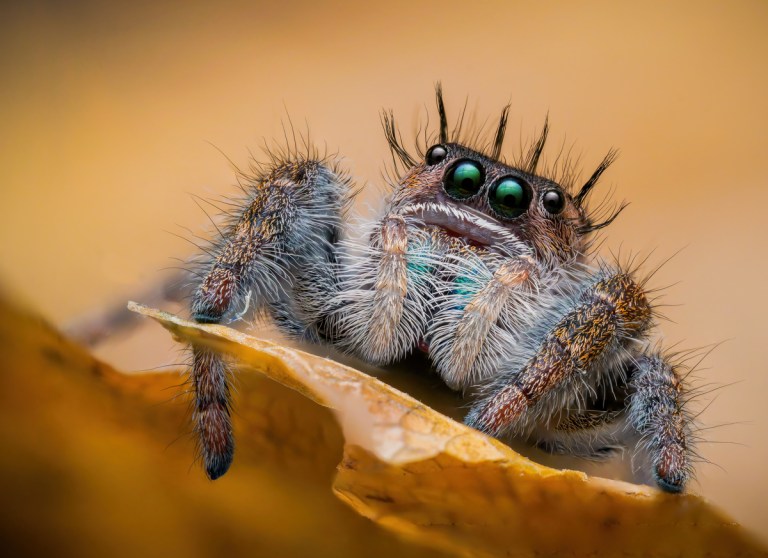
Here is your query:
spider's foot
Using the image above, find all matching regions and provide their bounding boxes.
[199,404,234,480]
[192,346,235,480]
[653,448,688,493]
[205,446,234,480]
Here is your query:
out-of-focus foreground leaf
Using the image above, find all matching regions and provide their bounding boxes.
[124,303,766,557]
[0,287,764,557]
[0,291,447,558]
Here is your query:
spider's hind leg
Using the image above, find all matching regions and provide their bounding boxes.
[190,157,352,480]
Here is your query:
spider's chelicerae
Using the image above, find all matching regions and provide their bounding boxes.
[188,86,695,493]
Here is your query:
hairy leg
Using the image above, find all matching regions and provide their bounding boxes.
[190,157,350,479]
[531,351,693,493]
[465,265,654,439]
[627,352,692,492]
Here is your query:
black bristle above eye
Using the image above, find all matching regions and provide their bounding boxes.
[490,104,510,161]
[523,114,549,174]
[576,149,619,206]
[436,82,448,144]
[578,201,629,235]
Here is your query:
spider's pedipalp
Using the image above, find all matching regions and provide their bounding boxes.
[328,216,442,364]
[427,249,542,389]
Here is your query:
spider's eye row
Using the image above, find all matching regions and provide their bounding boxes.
[488,177,532,219]
[426,144,448,165]
[444,160,484,200]
[542,190,566,215]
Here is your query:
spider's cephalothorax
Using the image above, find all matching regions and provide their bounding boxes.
[188,86,694,493]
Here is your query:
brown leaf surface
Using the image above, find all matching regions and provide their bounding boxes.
[125,302,766,557]
[1,284,764,557]
[0,291,447,558]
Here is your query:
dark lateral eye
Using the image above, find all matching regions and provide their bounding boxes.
[542,190,565,214]
[444,160,484,199]
[488,177,532,219]
[426,144,448,165]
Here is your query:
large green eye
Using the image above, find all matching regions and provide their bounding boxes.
[488,177,532,219]
[444,160,484,199]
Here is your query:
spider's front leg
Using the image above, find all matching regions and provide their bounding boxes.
[465,266,653,450]
[525,348,693,492]
[190,158,349,479]
[626,352,692,492]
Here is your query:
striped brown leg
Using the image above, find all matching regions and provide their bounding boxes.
[465,267,653,441]
[190,158,349,479]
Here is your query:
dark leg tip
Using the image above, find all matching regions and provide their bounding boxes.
[654,468,685,494]
[193,312,222,325]
[205,452,233,480]
[655,478,684,494]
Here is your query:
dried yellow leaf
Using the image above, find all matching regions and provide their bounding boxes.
[0,291,446,557]
[128,302,767,557]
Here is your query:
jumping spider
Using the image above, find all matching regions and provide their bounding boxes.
[188,86,694,493]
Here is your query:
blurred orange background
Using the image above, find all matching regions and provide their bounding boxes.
[1,0,766,543]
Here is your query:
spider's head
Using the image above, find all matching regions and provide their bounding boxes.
[383,85,623,265]
[391,142,595,263]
